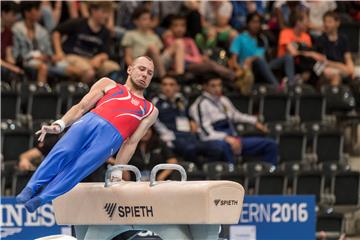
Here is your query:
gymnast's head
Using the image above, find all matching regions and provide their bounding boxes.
[127,56,154,90]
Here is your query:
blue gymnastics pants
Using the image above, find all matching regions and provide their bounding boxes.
[17,112,123,211]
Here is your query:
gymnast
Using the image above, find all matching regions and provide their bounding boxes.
[16,56,159,212]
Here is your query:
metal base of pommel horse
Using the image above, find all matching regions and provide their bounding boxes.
[50,164,245,240]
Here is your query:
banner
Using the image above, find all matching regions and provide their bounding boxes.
[1,196,316,240]
[1,197,71,240]
[230,195,316,240]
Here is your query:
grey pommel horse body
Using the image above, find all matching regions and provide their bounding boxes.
[51,164,245,240]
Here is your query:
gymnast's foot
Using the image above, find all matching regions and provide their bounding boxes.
[24,196,43,213]
[16,187,34,204]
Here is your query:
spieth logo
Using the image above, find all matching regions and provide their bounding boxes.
[131,98,140,106]
[214,199,239,206]
[104,203,154,220]
[104,203,117,219]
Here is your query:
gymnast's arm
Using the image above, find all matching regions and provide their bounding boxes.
[60,78,115,127]
[36,77,116,142]
[114,108,159,165]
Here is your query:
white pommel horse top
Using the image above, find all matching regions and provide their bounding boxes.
[44,164,245,240]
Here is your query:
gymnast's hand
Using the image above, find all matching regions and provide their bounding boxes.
[36,124,62,142]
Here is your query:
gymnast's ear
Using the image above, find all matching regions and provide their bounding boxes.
[127,64,133,75]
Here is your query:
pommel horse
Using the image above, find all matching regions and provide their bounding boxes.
[46,164,245,240]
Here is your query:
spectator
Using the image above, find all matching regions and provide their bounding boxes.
[40,0,63,31]
[230,0,265,31]
[12,1,63,85]
[277,10,325,84]
[182,1,202,39]
[52,1,120,84]
[230,12,294,86]
[272,1,308,30]
[196,1,237,51]
[122,7,166,78]
[124,127,178,181]
[163,15,235,81]
[152,76,227,164]
[189,75,278,166]
[305,0,336,37]
[1,1,23,82]
[315,11,355,86]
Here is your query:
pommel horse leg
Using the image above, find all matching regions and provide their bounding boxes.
[75,224,220,240]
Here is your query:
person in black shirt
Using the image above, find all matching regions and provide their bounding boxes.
[52,1,120,84]
[315,11,355,85]
[124,127,177,181]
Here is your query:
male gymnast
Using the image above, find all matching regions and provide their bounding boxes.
[16,56,159,212]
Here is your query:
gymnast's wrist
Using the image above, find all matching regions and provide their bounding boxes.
[53,119,66,132]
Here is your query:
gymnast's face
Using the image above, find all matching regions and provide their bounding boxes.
[128,57,154,90]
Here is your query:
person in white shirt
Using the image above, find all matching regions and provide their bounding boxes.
[190,75,278,165]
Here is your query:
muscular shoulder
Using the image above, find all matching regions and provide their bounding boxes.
[92,77,117,93]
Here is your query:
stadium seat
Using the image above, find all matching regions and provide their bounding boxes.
[229,94,253,114]
[316,212,344,240]
[27,83,61,121]
[259,93,290,123]
[66,82,89,110]
[314,131,347,171]
[295,93,326,124]
[255,172,287,195]
[1,122,32,195]
[321,84,356,114]
[12,170,33,195]
[332,171,360,212]
[293,171,325,204]
[1,85,20,120]
[1,122,32,162]
[277,132,307,170]
[176,161,206,180]
[202,161,234,180]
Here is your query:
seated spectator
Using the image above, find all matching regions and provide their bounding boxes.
[271,1,308,30]
[230,1,265,31]
[305,1,336,37]
[315,11,355,86]
[40,0,62,31]
[163,15,235,81]
[278,10,326,85]
[122,7,166,78]
[196,0,237,51]
[152,76,227,164]
[189,74,278,166]
[1,1,23,82]
[229,12,295,87]
[12,1,66,85]
[124,127,178,181]
[52,1,120,84]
